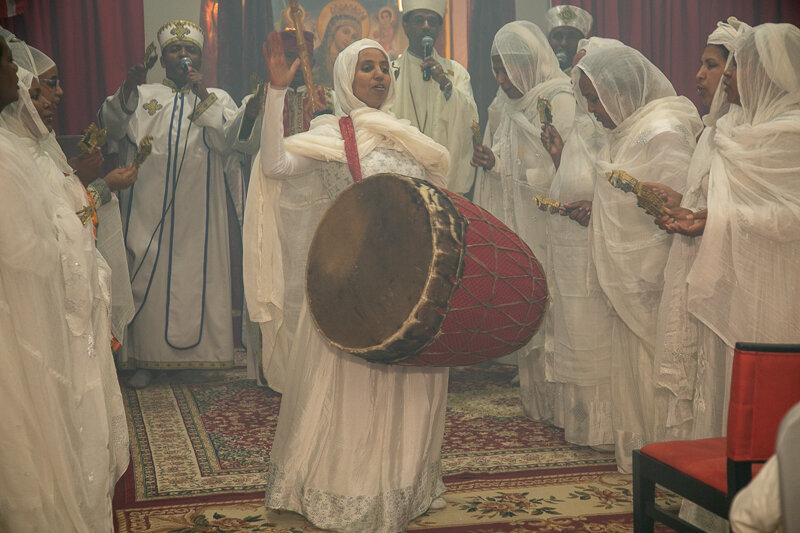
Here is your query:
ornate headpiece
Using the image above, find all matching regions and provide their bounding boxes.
[157,19,205,50]
[401,0,446,18]
[546,5,593,38]
[317,0,370,41]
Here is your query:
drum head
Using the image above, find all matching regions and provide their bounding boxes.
[306,173,439,359]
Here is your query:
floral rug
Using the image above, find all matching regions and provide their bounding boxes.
[114,365,677,532]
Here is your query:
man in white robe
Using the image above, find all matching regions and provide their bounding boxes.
[100,20,260,387]
[545,5,593,73]
[390,0,477,195]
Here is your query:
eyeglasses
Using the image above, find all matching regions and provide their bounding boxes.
[408,14,441,28]
[38,77,60,88]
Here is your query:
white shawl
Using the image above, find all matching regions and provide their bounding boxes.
[687,23,800,346]
[576,46,702,348]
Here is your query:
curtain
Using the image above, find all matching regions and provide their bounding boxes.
[552,0,800,108]
[0,0,144,135]
[201,0,272,104]
[468,0,516,135]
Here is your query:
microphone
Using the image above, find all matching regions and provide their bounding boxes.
[555,51,569,71]
[422,36,434,81]
[180,57,193,73]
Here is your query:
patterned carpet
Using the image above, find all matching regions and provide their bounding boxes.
[114,365,677,532]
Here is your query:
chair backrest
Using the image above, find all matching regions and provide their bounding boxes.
[726,343,800,462]
[777,401,800,533]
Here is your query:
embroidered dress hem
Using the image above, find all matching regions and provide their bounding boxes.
[265,460,446,533]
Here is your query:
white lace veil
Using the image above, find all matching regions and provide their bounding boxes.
[491,20,567,96]
[576,46,676,129]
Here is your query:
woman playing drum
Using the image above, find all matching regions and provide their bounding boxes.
[243,38,450,532]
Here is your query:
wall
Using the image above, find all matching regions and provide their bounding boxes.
[516,0,550,31]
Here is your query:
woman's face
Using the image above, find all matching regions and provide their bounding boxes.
[352,47,390,109]
[29,78,55,131]
[37,65,63,109]
[333,21,360,53]
[579,72,615,129]
[491,55,523,99]
[696,44,727,107]
[0,37,20,111]
[722,57,741,105]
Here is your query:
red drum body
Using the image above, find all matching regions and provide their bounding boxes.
[306,173,548,366]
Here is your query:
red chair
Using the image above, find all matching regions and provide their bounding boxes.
[633,342,800,532]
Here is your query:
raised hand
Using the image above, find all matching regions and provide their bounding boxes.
[263,33,300,90]
[471,144,496,170]
[122,64,148,101]
[540,124,564,168]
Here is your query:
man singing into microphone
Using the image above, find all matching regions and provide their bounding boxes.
[99,19,261,388]
[545,5,593,73]
[391,0,478,196]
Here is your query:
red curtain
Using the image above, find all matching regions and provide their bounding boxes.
[1,0,144,134]
[552,0,800,108]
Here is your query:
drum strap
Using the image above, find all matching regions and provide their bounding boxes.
[339,116,363,182]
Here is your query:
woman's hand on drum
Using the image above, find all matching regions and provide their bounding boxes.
[540,124,564,168]
[471,144,496,170]
[641,182,682,209]
[263,33,300,90]
[563,200,592,227]
[656,207,706,236]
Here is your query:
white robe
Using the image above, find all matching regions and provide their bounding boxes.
[100,81,255,369]
[0,127,94,533]
[545,109,615,447]
[391,49,477,194]
[472,21,576,424]
[575,45,702,472]
[251,86,449,533]
[1,81,128,532]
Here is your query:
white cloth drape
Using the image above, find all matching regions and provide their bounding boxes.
[245,39,451,532]
[687,24,800,350]
[544,37,622,446]
[653,17,751,443]
[0,70,128,532]
[575,46,702,472]
[472,21,576,423]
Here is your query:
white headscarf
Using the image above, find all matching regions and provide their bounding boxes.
[704,17,752,127]
[572,37,624,120]
[0,68,49,141]
[29,46,55,76]
[687,23,800,346]
[487,21,570,130]
[487,21,574,195]
[576,45,677,129]
[284,39,449,185]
